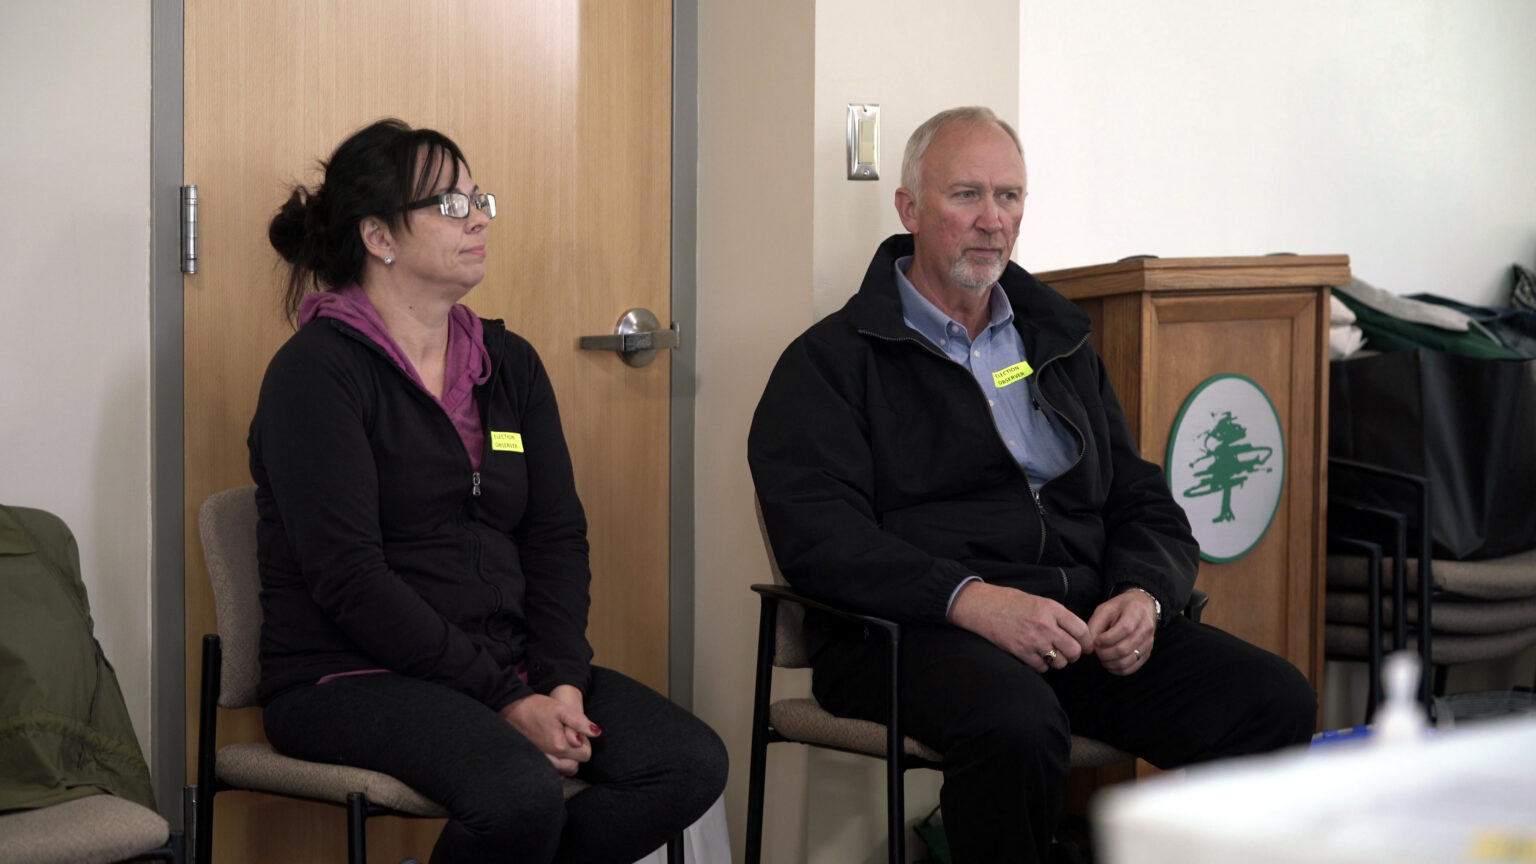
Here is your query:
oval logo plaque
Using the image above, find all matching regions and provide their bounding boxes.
[1165,374,1286,562]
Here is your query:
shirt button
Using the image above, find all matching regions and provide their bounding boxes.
[988,399,995,407]
[973,350,981,358]
[1009,440,1017,447]
[939,339,947,345]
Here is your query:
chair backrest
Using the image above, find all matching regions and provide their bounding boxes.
[754,498,811,669]
[197,485,263,708]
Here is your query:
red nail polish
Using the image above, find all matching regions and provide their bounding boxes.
[590,723,602,735]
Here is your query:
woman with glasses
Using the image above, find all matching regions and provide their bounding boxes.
[251,118,726,864]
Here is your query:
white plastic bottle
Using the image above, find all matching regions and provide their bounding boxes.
[1374,651,1428,745]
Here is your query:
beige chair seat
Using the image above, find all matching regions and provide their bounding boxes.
[768,697,1133,768]
[1326,591,1536,634]
[216,742,450,817]
[1328,549,1536,600]
[216,742,590,816]
[0,794,169,864]
[770,697,941,763]
[1326,623,1536,666]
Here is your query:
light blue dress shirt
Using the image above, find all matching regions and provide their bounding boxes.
[894,258,1082,615]
[894,257,1078,489]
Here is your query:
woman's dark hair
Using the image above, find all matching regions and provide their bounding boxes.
[268,118,470,322]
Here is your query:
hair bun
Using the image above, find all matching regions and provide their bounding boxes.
[268,187,316,264]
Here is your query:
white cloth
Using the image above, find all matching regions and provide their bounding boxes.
[1334,278,1473,332]
[633,795,732,864]
[1329,295,1364,360]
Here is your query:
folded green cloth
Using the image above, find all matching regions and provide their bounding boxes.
[1334,291,1521,359]
[0,505,155,813]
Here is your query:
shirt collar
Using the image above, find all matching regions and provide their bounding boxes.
[894,256,1015,346]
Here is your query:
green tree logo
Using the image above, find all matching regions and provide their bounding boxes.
[1181,411,1274,524]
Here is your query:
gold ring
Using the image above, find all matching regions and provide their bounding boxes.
[1042,649,1058,661]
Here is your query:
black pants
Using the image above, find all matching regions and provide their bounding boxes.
[264,666,728,864]
[812,616,1317,864]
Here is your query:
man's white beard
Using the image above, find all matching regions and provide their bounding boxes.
[950,254,1007,293]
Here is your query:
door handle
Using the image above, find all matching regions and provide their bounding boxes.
[579,308,680,367]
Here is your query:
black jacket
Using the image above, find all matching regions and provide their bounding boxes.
[748,235,1197,653]
[249,316,592,710]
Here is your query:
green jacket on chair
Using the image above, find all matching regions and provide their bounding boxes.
[0,504,154,812]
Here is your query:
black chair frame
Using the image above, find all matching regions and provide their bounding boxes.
[132,829,186,864]
[745,584,925,864]
[1330,457,1434,706]
[1328,534,1385,719]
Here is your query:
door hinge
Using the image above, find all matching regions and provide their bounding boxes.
[180,184,198,274]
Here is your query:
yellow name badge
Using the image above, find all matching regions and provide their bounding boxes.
[1470,833,1536,862]
[490,431,524,453]
[991,361,1034,389]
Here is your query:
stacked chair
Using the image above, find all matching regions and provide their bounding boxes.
[1324,459,1536,720]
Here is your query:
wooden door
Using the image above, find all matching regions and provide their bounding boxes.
[183,2,672,859]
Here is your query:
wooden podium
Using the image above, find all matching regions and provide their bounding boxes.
[1038,255,1350,691]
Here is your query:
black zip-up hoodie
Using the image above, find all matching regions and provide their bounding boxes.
[748,234,1197,656]
[249,316,592,709]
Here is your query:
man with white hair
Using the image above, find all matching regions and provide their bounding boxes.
[748,106,1316,863]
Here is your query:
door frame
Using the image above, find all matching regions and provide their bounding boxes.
[669,0,700,713]
[148,0,185,823]
[148,0,702,823]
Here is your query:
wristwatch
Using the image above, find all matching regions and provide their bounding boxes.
[1123,585,1162,621]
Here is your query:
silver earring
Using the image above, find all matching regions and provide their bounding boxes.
[383,255,394,265]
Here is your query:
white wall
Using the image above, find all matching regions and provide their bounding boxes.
[1018,0,1536,305]
[695,3,816,863]
[813,0,1021,319]
[0,1,155,756]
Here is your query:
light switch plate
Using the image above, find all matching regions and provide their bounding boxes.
[846,103,879,180]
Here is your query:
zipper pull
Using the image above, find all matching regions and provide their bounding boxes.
[1031,486,1051,562]
[471,471,482,497]
[1032,396,1054,427]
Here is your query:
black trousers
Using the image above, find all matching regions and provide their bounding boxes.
[812,615,1317,864]
[264,666,728,864]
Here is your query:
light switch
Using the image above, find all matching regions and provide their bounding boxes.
[846,103,879,181]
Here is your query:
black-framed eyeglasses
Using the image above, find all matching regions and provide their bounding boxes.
[403,191,497,220]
